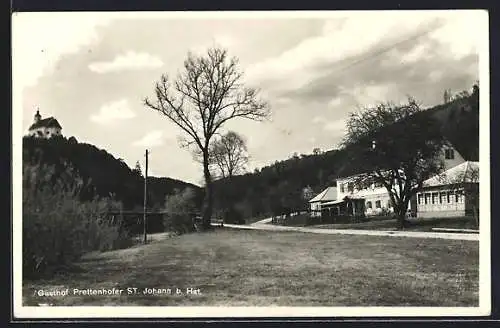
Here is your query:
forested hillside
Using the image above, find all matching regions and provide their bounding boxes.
[22,86,479,222]
[212,86,480,222]
[22,136,203,210]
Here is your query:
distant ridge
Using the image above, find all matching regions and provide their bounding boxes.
[22,136,203,210]
[211,90,480,221]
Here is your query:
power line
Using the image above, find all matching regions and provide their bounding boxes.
[331,20,445,77]
[317,20,447,105]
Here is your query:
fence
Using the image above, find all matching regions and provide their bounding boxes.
[105,211,201,235]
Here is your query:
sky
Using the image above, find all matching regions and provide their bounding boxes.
[13,11,485,185]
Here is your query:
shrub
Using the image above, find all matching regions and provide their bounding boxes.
[163,188,197,234]
[23,162,132,279]
[222,206,245,224]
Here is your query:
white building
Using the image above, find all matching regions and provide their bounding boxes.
[308,187,337,217]
[416,161,479,218]
[28,110,62,138]
[333,143,466,217]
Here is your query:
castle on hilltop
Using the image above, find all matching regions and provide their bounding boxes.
[27,109,62,138]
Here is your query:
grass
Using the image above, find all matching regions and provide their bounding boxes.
[23,229,478,307]
[314,216,478,232]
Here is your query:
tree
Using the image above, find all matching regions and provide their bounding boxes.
[210,131,249,179]
[164,187,198,234]
[133,161,143,177]
[341,98,447,228]
[144,47,270,230]
[302,185,314,202]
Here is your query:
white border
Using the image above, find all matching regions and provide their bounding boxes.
[12,10,491,319]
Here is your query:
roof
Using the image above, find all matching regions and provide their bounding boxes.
[321,199,344,206]
[322,196,365,206]
[29,117,62,130]
[422,161,479,187]
[309,187,337,203]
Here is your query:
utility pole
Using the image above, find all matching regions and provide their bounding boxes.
[143,149,149,244]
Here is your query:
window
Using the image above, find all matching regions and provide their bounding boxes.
[375,200,381,208]
[445,149,455,160]
[387,200,392,208]
[447,191,454,203]
[455,193,464,203]
[432,193,439,204]
[440,192,447,204]
[375,181,383,188]
[424,193,431,205]
[347,183,353,192]
[340,183,345,193]
[418,194,424,205]
[366,201,372,209]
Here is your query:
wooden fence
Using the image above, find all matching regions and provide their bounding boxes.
[104,211,201,235]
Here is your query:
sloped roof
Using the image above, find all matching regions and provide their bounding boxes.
[29,117,62,130]
[422,161,479,187]
[309,186,337,203]
[322,199,344,206]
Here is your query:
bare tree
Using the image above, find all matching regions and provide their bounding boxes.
[341,98,447,228]
[144,47,270,230]
[210,131,249,179]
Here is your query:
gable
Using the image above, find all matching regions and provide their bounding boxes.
[309,187,337,203]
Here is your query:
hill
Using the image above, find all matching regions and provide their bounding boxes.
[212,86,480,222]
[22,136,203,210]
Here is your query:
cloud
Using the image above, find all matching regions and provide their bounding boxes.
[88,51,164,73]
[12,12,112,89]
[244,11,482,109]
[323,119,346,132]
[328,97,343,108]
[311,116,324,124]
[133,130,165,148]
[90,99,136,124]
[189,34,238,55]
[244,12,443,89]
[427,12,484,59]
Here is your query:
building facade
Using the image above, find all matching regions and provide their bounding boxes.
[333,144,466,218]
[28,110,63,138]
[416,161,479,218]
[308,187,337,217]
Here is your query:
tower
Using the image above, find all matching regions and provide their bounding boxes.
[34,109,41,124]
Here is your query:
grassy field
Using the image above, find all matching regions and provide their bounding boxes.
[314,216,478,232]
[23,229,478,306]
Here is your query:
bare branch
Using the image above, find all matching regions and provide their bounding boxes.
[143,47,269,227]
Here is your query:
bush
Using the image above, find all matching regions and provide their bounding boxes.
[23,163,132,279]
[222,206,245,224]
[163,188,197,234]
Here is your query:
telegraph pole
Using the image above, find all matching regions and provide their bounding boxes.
[143,149,149,244]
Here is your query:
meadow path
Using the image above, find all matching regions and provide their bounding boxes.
[216,217,480,241]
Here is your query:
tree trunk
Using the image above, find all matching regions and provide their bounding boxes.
[395,199,410,230]
[202,151,214,230]
[472,204,479,229]
[396,212,406,229]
